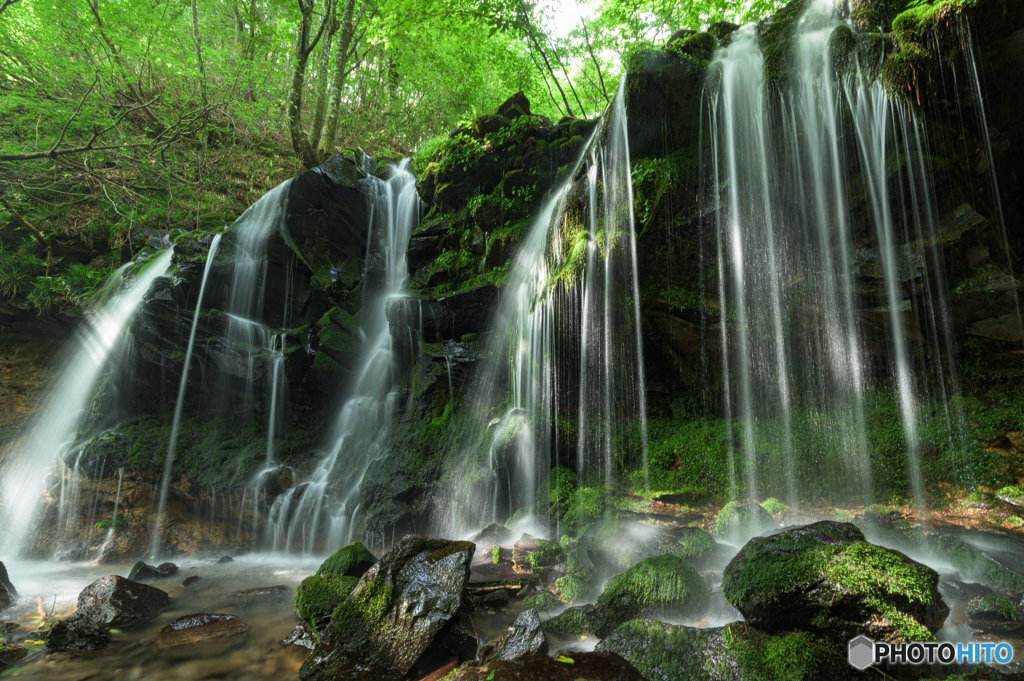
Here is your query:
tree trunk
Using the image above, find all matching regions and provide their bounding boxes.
[315,0,358,159]
[191,0,207,107]
[288,0,330,169]
[308,2,338,153]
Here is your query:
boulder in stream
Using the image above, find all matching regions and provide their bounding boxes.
[468,524,515,550]
[481,609,547,661]
[721,521,949,642]
[128,561,178,582]
[299,534,474,681]
[76,575,170,627]
[149,613,249,651]
[44,613,111,652]
[0,646,27,670]
[233,584,289,598]
[295,574,359,636]
[592,554,710,636]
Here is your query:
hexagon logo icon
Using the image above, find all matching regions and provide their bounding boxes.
[848,635,875,670]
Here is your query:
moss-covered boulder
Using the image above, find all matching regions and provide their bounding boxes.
[552,534,596,603]
[722,521,949,642]
[295,574,359,636]
[299,535,474,681]
[512,534,564,567]
[541,605,601,638]
[714,500,775,541]
[521,591,560,612]
[593,554,710,636]
[317,541,376,578]
[596,619,851,681]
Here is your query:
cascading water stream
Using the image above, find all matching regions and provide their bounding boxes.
[265,161,420,552]
[150,233,222,555]
[705,0,967,511]
[0,248,174,557]
[437,77,649,539]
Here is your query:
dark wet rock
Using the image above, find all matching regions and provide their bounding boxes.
[217,555,233,564]
[435,614,478,661]
[233,584,289,598]
[722,521,948,642]
[597,619,850,681]
[181,575,202,588]
[76,575,170,627]
[149,613,249,650]
[469,524,516,550]
[542,605,600,637]
[128,561,178,581]
[449,652,645,681]
[0,646,27,669]
[44,613,111,652]
[714,500,775,540]
[495,90,531,120]
[0,562,15,608]
[299,534,474,681]
[593,554,710,637]
[966,594,1024,635]
[285,620,317,649]
[387,287,499,346]
[317,541,376,577]
[483,609,547,661]
[481,588,510,607]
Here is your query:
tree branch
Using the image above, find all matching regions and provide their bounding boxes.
[0,0,24,16]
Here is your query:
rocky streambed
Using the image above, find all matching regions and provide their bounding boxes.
[3,510,1024,680]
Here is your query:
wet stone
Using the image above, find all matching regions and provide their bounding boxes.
[128,561,179,582]
[149,613,249,650]
[44,613,110,652]
[0,646,27,670]
[233,584,289,598]
[76,575,170,627]
[284,620,317,649]
[217,556,234,563]
[181,575,202,588]
[481,589,509,607]
[0,562,15,609]
[299,534,475,681]
[483,609,547,661]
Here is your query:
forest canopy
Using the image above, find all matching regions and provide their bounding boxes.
[0,0,782,314]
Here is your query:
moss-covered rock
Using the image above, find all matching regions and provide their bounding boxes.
[593,554,710,636]
[541,605,601,637]
[722,521,949,643]
[966,594,1020,622]
[521,591,560,612]
[299,535,474,681]
[596,619,851,681]
[553,534,597,603]
[295,574,359,636]
[317,541,376,578]
[715,500,775,541]
[596,523,718,571]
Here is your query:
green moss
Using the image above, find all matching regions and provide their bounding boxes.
[563,487,604,529]
[722,524,941,642]
[761,498,786,515]
[317,542,376,577]
[596,554,710,631]
[314,352,345,372]
[723,624,847,681]
[540,466,577,504]
[892,0,975,34]
[492,545,500,564]
[295,574,359,637]
[542,605,600,637]
[522,592,561,612]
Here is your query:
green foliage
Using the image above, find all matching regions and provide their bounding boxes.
[723,625,847,681]
[93,513,128,531]
[966,595,1019,622]
[542,605,601,637]
[761,498,786,515]
[715,500,774,538]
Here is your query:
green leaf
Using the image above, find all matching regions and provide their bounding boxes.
[555,654,575,663]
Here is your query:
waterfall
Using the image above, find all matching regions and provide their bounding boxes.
[0,248,174,557]
[150,233,222,556]
[265,160,420,553]
[438,76,649,539]
[705,0,963,505]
